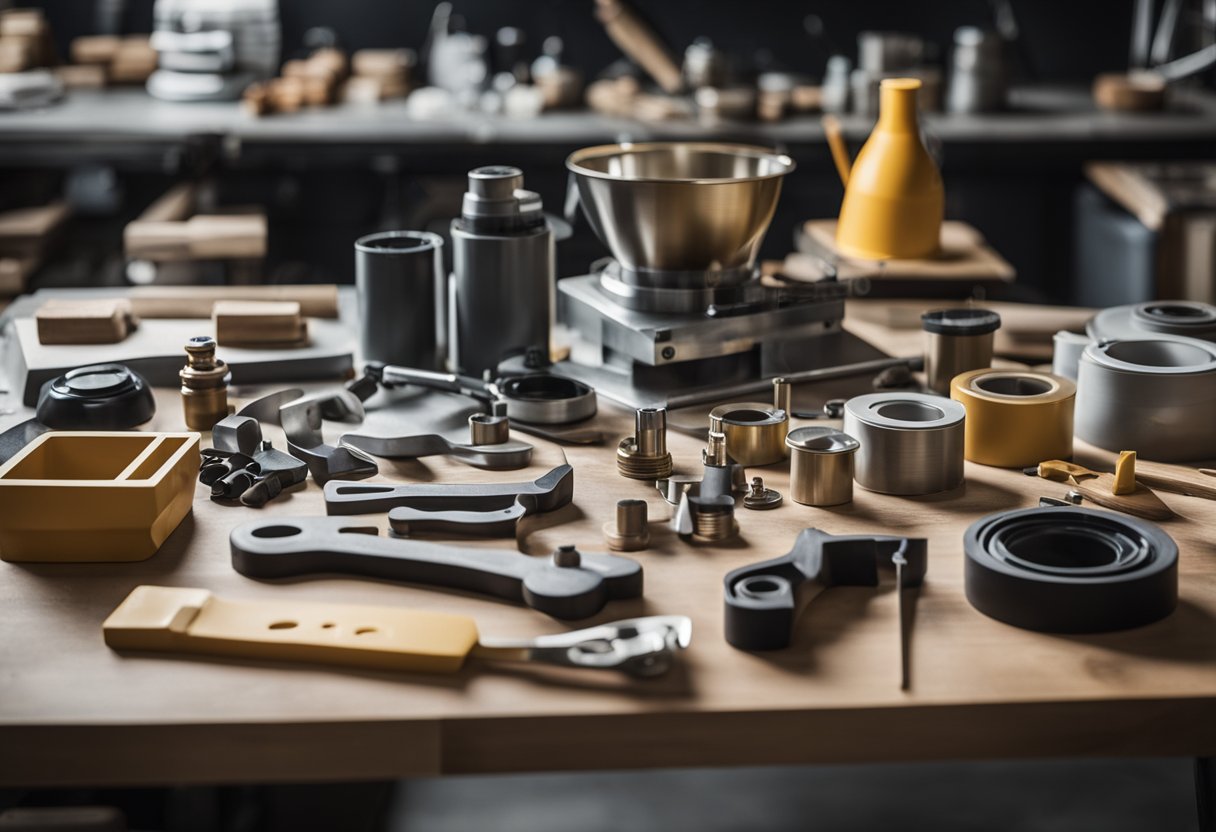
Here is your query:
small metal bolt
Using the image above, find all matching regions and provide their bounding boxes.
[661,346,676,360]
[743,476,783,510]
[553,544,581,568]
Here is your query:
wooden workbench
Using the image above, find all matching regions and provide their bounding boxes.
[1,311,1214,788]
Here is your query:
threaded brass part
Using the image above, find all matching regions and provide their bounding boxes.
[616,437,673,480]
[693,508,737,541]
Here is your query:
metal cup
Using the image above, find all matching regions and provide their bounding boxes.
[354,230,445,369]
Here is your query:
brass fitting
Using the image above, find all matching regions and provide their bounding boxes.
[603,498,650,551]
[707,400,788,466]
[617,406,673,480]
[469,413,509,445]
[180,336,230,431]
[688,429,738,541]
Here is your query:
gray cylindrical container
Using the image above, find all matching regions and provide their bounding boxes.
[922,308,1001,394]
[450,165,554,377]
[354,230,445,369]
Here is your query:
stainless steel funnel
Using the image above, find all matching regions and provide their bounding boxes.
[566,142,795,280]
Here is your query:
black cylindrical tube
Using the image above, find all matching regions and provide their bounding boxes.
[354,231,445,369]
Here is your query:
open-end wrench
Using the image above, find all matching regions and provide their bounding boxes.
[230,515,641,620]
[324,463,574,516]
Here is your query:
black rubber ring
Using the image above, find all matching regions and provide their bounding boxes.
[964,507,1177,633]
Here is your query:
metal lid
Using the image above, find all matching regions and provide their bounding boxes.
[786,426,859,454]
[844,392,966,430]
[921,308,1001,336]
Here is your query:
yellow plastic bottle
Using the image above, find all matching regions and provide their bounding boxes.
[835,78,944,260]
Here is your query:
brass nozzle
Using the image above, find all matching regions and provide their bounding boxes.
[180,335,230,431]
[603,498,650,551]
[618,406,673,479]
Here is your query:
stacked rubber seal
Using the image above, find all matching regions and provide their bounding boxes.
[964,507,1178,633]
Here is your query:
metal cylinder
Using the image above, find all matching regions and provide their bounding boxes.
[179,335,229,430]
[355,230,445,369]
[922,308,1000,394]
[708,403,787,466]
[604,498,650,551]
[1074,337,1216,462]
[786,427,859,506]
[618,406,673,479]
[843,392,966,495]
[469,413,509,446]
[450,165,554,377]
[946,27,1006,114]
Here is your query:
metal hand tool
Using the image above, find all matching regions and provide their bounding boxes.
[724,529,928,689]
[230,516,641,620]
[340,430,533,470]
[105,585,690,678]
[325,462,574,515]
[279,386,378,485]
[371,363,597,426]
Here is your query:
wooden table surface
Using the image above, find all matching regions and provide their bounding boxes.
[2,309,1214,787]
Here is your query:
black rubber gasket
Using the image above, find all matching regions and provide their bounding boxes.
[964,507,1177,633]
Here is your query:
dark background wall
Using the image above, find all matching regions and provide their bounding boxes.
[33,0,1138,85]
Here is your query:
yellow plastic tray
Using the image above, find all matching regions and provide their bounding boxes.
[0,431,200,562]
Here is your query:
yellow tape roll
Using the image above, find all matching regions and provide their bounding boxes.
[950,369,1076,468]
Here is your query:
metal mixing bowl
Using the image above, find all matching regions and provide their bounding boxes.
[566,142,795,280]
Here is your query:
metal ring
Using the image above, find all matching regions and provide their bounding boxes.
[842,392,965,495]
[708,402,788,466]
[498,374,597,425]
[964,507,1177,633]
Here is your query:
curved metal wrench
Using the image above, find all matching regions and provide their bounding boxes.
[230,515,641,620]
[341,432,533,470]
[324,463,574,515]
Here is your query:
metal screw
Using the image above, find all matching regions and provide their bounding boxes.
[743,476,783,510]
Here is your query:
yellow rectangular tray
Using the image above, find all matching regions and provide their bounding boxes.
[0,431,199,562]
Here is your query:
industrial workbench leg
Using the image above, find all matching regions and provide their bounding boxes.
[1198,757,1215,832]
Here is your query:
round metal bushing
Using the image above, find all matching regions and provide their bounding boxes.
[469,413,510,446]
[1088,300,1216,344]
[843,392,965,495]
[498,374,597,425]
[1074,337,1216,462]
[603,499,650,551]
[709,402,788,466]
[964,507,1178,633]
[950,369,1075,469]
[785,427,859,506]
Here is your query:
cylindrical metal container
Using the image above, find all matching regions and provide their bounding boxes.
[709,402,788,466]
[843,392,966,495]
[922,308,1001,394]
[946,27,1006,114]
[450,165,554,377]
[354,230,444,369]
[786,427,859,506]
[1074,337,1216,462]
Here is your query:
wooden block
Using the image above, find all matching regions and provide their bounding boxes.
[0,37,34,73]
[128,285,340,319]
[109,36,157,84]
[70,34,120,65]
[213,300,307,347]
[125,213,266,262]
[53,63,108,89]
[0,9,47,39]
[0,202,70,255]
[242,81,271,117]
[352,48,412,80]
[35,298,138,345]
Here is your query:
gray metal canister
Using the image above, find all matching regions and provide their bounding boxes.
[354,230,445,369]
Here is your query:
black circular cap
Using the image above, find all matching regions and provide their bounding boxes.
[921,308,1001,336]
[36,363,156,430]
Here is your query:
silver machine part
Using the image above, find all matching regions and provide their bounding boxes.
[946,26,1006,114]
[355,231,445,370]
[786,426,859,506]
[450,165,554,378]
[555,142,894,409]
[1074,337,1216,462]
[1088,301,1216,344]
[843,392,966,495]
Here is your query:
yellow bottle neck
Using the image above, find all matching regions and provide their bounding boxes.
[877,83,921,134]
